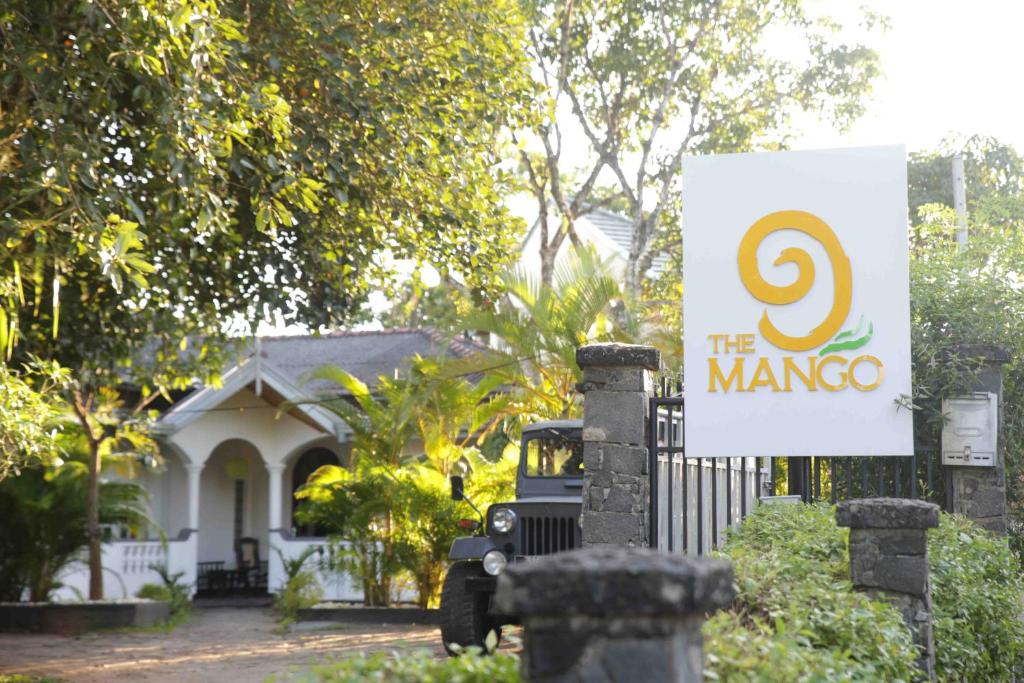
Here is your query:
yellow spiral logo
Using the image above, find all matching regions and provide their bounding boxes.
[737,210,852,352]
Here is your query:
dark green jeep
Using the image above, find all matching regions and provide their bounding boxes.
[439,419,584,653]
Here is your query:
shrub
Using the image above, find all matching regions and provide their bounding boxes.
[706,503,919,682]
[136,583,171,602]
[0,459,150,601]
[274,648,519,682]
[274,569,324,624]
[707,502,1024,682]
[929,514,1024,681]
[137,564,191,628]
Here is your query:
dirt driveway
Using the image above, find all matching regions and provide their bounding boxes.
[0,607,441,682]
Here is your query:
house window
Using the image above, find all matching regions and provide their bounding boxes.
[291,448,340,537]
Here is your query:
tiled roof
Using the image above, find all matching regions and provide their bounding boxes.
[259,328,485,395]
[582,209,671,276]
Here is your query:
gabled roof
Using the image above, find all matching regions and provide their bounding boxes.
[153,355,346,437]
[259,328,486,395]
[153,328,486,434]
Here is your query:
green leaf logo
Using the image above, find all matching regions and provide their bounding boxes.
[819,315,873,356]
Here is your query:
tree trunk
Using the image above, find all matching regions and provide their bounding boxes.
[72,390,103,601]
[87,435,102,600]
[540,245,557,287]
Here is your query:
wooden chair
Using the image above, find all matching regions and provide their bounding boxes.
[235,537,260,591]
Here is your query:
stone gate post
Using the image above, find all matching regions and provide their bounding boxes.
[946,344,1011,534]
[836,498,939,681]
[575,343,661,548]
[495,547,734,682]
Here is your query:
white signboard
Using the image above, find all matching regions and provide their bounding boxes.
[682,146,913,458]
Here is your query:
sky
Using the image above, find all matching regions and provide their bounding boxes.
[793,0,1024,153]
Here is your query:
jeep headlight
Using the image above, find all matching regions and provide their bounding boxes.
[491,507,517,534]
[482,549,507,576]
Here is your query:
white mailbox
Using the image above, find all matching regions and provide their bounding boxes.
[941,393,997,467]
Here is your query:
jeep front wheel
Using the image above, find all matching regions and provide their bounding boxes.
[439,561,500,655]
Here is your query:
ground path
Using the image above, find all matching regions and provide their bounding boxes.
[0,607,442,682]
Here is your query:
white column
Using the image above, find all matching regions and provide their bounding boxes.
[186,463,203,531]
[268,464,284,530]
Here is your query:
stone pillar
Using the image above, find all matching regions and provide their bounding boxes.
[947,344,1011,534]
[186,463,203,531]
[267,464,284,530]
[495,547,734,683]
[576,343,661,548]
[836,498,939,680]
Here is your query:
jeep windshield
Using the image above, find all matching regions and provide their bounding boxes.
[524,432,583,477]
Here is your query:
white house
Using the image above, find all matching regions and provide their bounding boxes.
[53,329,484,602]
[54,207,658,603]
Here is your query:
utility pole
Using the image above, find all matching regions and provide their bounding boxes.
[952,153,968,250]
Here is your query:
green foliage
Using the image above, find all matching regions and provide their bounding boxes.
[274,648,519,682]
[907,211,1024,514]
[298,358,513,607]
[1,0,533,597]
[297,461,471,608]
[274,545,321,584]
[459,246,632,420]
[520,0,882,295]
[135,583,171,602]
[706,503,919,682]
[908,135,1024,231]
[147,563,191,622]
[929,514,1024,681]
[301,253,630,604]
[708,503,1024,682]
[1,0,533,383]
[389,467,461,608]
[1009,518,1024,568]
[274,569,324,624]
[0,359,67,480]
[297,464,403,607]
[0,457,151,601]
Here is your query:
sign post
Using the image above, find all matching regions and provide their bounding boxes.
[682,146,913,458]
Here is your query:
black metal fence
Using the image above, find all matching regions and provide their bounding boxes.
[649,374,946,555]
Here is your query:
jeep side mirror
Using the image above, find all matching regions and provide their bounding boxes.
[450,475,465,501]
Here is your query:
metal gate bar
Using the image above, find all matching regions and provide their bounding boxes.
[649,376,946,555]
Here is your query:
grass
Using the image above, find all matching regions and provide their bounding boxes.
[0,675,64,683]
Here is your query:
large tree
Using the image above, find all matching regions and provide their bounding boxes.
[908,135,1024,231]
[518,0,883,296]
[0,0,531,598]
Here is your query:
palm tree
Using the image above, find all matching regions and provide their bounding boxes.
[459,245,636,420]
[0,453,152,602]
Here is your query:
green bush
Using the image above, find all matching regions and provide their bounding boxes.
[0,458,150,601]
[274,648,518,682]
[137,564,191,628]
[136,583,171,602]
[929,514,1024,681]
[707,502,1024,682]
[706,503,919,682]
[274,569,324,624]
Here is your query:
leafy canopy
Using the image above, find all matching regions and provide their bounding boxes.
[0,0,532,391]
[908,135,1024,232]
[519,0,883,294]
